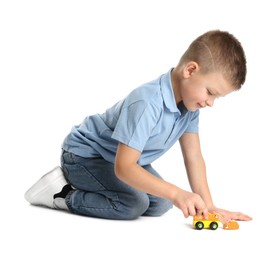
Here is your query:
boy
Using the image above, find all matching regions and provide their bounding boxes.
[25,30,252,222]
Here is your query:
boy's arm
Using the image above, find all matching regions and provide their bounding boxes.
[179,133,252,221]
[115,142,208,218]
[179,132,214,210]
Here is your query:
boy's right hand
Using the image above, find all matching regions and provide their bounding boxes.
[172,189,208,219]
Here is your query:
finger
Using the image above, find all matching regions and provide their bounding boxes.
[232,212,252,221]
[182,208,189,218]
[188,204,196,216]
[196,207,208,219]
[202,208,209,219]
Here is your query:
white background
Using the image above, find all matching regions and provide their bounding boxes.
[1,0,276,259]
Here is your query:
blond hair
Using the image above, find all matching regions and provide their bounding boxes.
[178,30,247,89]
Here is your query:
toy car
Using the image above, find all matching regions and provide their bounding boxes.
[193,212,220,230]
[193,212,239,230]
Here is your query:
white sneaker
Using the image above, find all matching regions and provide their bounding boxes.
[24,166,69,209]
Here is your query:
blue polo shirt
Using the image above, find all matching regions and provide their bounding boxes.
[62,68,199,165]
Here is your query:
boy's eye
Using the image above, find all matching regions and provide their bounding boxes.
[207,89,213,95]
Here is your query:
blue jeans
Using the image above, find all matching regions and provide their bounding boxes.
[61,150,173,220]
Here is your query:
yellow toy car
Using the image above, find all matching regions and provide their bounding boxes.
[193,212,239,230]
[193,212,220,230]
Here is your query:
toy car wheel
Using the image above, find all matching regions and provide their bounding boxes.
[209,222,218,230]
[195,221,204,230]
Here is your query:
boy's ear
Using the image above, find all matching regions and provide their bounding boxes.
[182,61,199,78]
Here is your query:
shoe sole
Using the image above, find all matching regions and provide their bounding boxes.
[24,166,67,208]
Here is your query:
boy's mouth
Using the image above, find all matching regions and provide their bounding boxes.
[197,103,205,109]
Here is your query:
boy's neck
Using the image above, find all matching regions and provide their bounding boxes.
[171,68,182,105]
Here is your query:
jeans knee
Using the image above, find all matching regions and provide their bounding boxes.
[143,198,173,217]
[121,193,150,220]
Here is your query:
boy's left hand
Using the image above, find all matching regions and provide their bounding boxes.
[211,207,252,222]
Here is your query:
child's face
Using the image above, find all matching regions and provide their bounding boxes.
[180,72,234,112]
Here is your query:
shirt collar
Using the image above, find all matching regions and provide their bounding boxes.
[160,68,181,114]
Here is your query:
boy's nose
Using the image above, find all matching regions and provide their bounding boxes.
[206,98,215,107]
